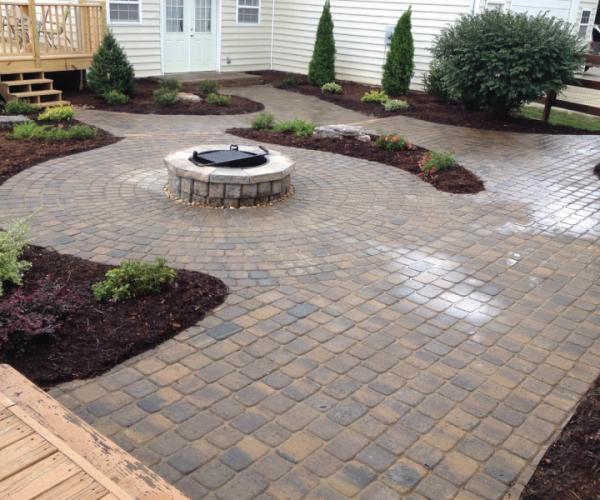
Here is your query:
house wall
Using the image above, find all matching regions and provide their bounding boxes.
[509,0,572,18]
[220,0,274,71]
[271,0,473,88]
[109,0,163,76]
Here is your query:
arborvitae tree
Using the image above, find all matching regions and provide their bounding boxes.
[87,31,135,97]
[382,8,414,96]
[308,0,336,86]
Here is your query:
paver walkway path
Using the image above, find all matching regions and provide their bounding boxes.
[1,86,599,500]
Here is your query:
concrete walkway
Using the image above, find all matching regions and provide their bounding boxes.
[1,86,599,500]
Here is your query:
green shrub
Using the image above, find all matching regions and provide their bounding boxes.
[92,257,176,302]
[308,0,336,86]
[321,82,342,94]
[419,151,457,179]
[87,31,135,97]
[205,93,231,106]
[153,88,178,106]
[383,99,409,111]
[375,134,407,151]
[3,99,38,114]
[0,218,31,297]
[103,89,130,105]
[273,118,316,137]
[159,79,182,92]
[382,8,414,96]
[361,89,388,103]
[38,105,74,122]
[423,60,451,103]
[431,11,585,114]
[199,80,219,95]
[281,73,299,88]
[252,112,275,130]
[9,122,96,140]
[66,124,97,140]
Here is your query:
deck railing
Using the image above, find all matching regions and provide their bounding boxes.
[0,0,105,64]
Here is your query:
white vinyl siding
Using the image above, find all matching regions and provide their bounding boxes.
[220,0,272,72]
[509,0,571,18]
[271,0,473,88]
[111,0,161,76]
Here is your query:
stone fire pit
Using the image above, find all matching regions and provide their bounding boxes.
[165,144,293,208]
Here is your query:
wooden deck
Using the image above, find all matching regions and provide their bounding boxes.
[0,364,188,499]
[0,0,105,74]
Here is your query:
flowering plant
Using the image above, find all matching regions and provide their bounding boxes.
[375,134,408,151]
[418,151,457,180]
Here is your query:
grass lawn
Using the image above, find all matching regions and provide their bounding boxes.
[518,106,600,132]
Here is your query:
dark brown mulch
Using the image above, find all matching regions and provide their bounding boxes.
[522,376,600,500]
[0,246,228,387]
[0,122,119,186]
[228,127,484,194]
[250,71,599,135]
[63,78,264,115]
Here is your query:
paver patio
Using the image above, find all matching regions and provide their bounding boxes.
[0,86,599,499]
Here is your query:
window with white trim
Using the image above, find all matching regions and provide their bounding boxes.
[237,0,259,24]
[579,10,591,38]
[109,0,141,23]
[485,1,504,11]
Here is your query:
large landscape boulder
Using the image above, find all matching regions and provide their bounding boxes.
[314,124,371,142]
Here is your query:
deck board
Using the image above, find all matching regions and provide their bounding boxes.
[0,434,56,481]
[0,452,79,498]
[0,364,188,499]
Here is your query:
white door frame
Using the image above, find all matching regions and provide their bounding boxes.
[160,0,221,73]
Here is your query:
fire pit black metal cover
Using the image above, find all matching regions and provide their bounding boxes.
[190,145,269,168]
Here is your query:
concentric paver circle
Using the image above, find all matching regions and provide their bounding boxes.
[1,87,599,500]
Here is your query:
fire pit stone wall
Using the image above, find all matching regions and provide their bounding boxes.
[165,145,294,208]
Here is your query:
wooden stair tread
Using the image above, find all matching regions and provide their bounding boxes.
[37,100,71,108]
[10,89,61,98]
[2,79,53,86]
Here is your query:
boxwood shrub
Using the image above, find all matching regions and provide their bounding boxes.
[430,11,585,115]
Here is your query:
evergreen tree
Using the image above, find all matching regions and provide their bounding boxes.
[382,8,414,96]
[87,31,135,97]
[308,0,336,86]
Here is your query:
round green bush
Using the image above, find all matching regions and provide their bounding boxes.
[431,11,585,115]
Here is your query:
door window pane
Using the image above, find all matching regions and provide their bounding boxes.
[166,0,184,32]
[195,0,211,32]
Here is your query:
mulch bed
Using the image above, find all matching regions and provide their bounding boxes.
[0,246,228,387]
[0,121,119,186]
[251,71,599,135]
[522,376,600,500]
[63,78,264,115]
[228,127,484,194]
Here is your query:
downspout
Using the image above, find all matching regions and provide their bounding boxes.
[270,0,275,69]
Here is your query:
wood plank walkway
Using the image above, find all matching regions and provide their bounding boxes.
[0,364,188,499]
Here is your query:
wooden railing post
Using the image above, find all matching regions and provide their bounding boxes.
[27,0,41,66]
[542,91,556,123]
[79,0,89,52]
[100,0,107,35]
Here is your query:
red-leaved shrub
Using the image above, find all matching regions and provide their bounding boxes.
[0,277,84,354]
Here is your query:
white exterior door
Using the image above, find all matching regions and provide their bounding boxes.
[189,0,216,71]
[163,0,216,73]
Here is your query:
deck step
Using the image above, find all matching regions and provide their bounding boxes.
[3,78,53,86]
[36,100,71,108]
[10,89,61,98]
